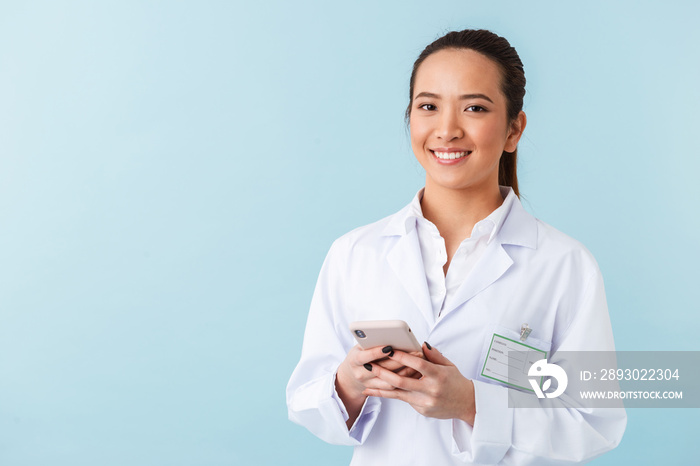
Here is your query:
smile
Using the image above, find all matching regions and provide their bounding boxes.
[432,150,471,160]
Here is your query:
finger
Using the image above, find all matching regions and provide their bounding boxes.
[352,362,397,390]
[387,350,435,376]
[363,378,396,390]
[363,387,408,401]
[355,361,399,386]
[422,342,455,367]
[373,358,405,372]
[395,366,420,378]
[355,345,395,366]
[371,362,422,391]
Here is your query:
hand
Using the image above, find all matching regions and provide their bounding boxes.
[361,343,476,425]
[335,345,399,428]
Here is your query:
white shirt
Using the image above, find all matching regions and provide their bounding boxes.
[287,186,626,465]
[410,187,514,319]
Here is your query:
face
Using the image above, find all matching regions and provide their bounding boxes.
[409,48,525,194]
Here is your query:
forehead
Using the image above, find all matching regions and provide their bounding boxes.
[413,48,504,100]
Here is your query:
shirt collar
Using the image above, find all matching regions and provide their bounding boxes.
[383,186,518,243]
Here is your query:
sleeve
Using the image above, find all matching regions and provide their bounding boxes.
[451,268,627,465]
[286,238,382,445]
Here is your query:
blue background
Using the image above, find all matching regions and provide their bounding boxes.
[1,0,698,464]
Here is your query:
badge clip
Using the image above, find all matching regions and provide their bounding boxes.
[520,323,532,341]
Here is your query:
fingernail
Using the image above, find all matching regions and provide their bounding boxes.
[389,351,394,357]
[424,341,432,350]
[364,363,372,371]
[382,346,393,354]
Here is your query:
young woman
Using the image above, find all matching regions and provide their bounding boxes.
[287,29,626,465]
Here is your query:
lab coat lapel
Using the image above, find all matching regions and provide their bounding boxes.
[439,241,513,318]
[386,228,435,326]
[439,193,538,318]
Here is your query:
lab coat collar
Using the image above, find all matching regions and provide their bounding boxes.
[494,187,538,249]
[487,186,515,244]
[383,186,538,325]
[381,186,537,250]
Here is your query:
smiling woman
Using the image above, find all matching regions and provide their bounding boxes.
[287,29,626,465]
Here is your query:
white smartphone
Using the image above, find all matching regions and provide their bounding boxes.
[349,320,422,352]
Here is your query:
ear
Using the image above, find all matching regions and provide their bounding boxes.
[504,111,527,153]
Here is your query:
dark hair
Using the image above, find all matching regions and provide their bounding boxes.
[406,29,526,196]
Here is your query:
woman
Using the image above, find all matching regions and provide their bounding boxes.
[287,29,626,465]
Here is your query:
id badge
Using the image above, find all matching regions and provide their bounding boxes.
[480,333,547,392]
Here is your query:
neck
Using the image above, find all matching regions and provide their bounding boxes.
[420,181,504,239]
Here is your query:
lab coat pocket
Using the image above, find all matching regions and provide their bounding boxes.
[474,323,552,391]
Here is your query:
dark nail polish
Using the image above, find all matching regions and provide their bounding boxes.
[425,341,432,350]
[389,351,394,357]
[382,346,393,354]
[364,363,372,371]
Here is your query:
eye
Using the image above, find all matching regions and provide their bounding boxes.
[418,103,436,111]
[466,105,486,112]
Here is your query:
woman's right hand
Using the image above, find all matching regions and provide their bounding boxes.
[336,345,397,398]
[335,345,399,428]
[335,345,423,428]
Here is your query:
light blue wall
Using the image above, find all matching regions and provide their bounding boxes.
[1,1,698,464]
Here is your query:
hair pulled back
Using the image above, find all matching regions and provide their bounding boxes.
[406,29,526,196]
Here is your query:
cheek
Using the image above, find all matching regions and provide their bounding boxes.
[409,119,430,149]
[474,119,508,149]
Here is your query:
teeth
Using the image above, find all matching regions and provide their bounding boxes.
[434,151,468,160]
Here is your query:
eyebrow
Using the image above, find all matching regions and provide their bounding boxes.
[414,92,494,104]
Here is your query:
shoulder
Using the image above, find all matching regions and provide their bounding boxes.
[533,217,601,277]
[327,205,408,256]
[503,197,600,277]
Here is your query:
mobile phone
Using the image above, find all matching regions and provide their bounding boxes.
[349,320,422,352]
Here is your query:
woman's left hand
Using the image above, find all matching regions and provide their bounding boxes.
[362,342,476,425]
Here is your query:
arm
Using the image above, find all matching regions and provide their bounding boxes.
[285,239,386,445]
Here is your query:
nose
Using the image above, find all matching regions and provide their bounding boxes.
[435,109,464,141]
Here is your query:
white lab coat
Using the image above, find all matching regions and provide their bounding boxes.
[287,188,626,465]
